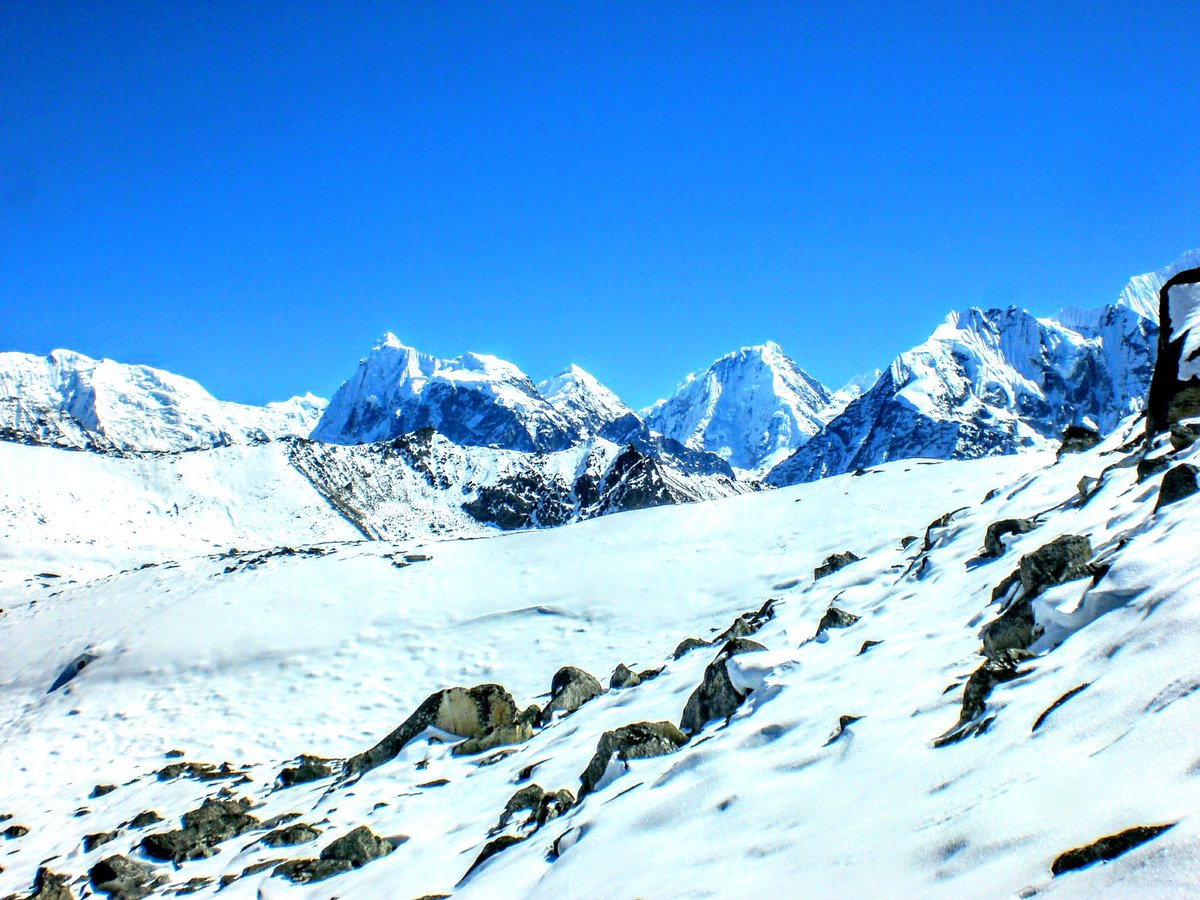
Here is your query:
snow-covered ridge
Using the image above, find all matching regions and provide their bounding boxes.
[0,349,324,453]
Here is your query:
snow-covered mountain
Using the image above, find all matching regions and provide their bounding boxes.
[768,286,1160,486]
[537,365,633,439]
[646,342,835,473]
[312,334,578,452]
[0,349,324,454]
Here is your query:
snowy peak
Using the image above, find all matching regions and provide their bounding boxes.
[646,342,834,473]
[0,349,322,453]
[537,364,633,438]
[312,337,576,451]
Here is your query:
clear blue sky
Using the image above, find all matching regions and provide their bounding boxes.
[2,2,1198,409]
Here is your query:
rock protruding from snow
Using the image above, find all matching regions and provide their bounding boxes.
[0,349,324,453]
[539,666,604,725]
[313,334,576,451]
[646,342,835,473]
[1050,823,1177,877]
[578,722,688,797]
[1156,464,1200,511]
[1147,267,1200,437]
[680,639,767,735]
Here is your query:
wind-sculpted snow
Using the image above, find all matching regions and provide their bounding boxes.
[2,419,1199,897]
[767,304,1157,486]
[0,349,325,453]
[646,341,836,473]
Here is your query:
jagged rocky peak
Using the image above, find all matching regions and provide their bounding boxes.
[645,340,835,474]
[538,364,634,438]
[0,347,323,453]
[312,334,578,452]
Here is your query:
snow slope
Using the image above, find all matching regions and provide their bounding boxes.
[646,342,835,473]
[2,416,1199,898]
[0,349,323,453]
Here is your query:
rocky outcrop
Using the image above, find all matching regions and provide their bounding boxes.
[672,637,710,659]
[1146,267,1200,438]
[346,684,519,777]
[814,552,860,580]
[274,825,397,884]
[579,722,688,797]
[980,518,1036,558]
[1057,424,1101,456]
[262,823,320,847]
[1051,823,1176,876]
[540,667,604,724]
[87,855,163,899]
[25,868,74,900]
[277,754,334,787]
[495,784,574,834]
[1156,464,1200,511]
[816,607,860,637]
[141,798,258,864]
[824,715,863,746]
[609,663,663,689]
[935,649,1032,747]
[680,640,767,735]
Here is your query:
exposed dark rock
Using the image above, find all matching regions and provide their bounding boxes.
[319,825,396,868]
[814,551,861,580]
[1146,266,1200,438]
[88,855,163,899]
[273,858,352,884]
[83,831,117,852]
[981,518,1036,558]
[824,715,863,746]
[857,640,883,656]
[346,684,519,777]
[816,607,860,636]
[935,649,1032,747]
[672,637,710,659]
[463,834,526,879]
[1169,420,1200,451]
[128,811,162,829]
[540,666,604,724]
[90,784,117,798]
[1136,454,1170,482]
[26,868,73,900]
[452,721,534,757]
[495,784,574,833]
[1156,464,1200,511]
[48,653,98,693]
[900,535,919,549]
[155,761,244,782]
[1051,823,1176,876]
[609,663,662,689]
[141,798,258,864]
[172,877,212,895]
[1057,424,1101,456]
[3,824,29,838]
[278,754,334,788]
[579,722,688,797]
[1032,684,1090,733]
[680,640,767,735]
[262,823,320,847]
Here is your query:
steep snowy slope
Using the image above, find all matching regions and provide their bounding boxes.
[0,349,324,453]
[768,304,1156,486]
[312,335,577,451]
[2,414,1199,898]
[646,342,835,473]
[537,365,633,438]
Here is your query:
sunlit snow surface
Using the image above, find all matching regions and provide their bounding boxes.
[2,421,1199,898]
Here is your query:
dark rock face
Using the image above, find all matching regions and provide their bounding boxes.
[1051,823,1176,876]
[672,637,710,659]
[346,684,519,777]
[155,761,245,782]
[1147,267,1200,438]
[27,868,73,900]
[88,855,162,899]
[578,722,688,797]
[262,823,321,847]
[1032,683,1090,733]
[90,784,116,798]
[496,784,575,833]
[1136,454,1170,482]
[320,825,395,868]
[814,552,861,580]
[981,518,1036,558]
[128,811,162,829]
[49,653,98,693]
[816,607,861,636]
[680,640,767,735]
[935,649,1032,747]
[278,754,334,788]
[83,830,117,852]
[1156,464,1200,511]
[824,715,863,746]
[1057,424,1101,456]
[141,798,258,864]
[273,858,352,884]
[609,663,662,689]
[540,666,604,724]
[464,834,525,879]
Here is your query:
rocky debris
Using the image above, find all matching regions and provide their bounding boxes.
[1156,464,1200,511]
[980,518,1036,558]
[935,649,1032,747]
[1057,424,1101,457]
[495,784,574,834]
[609,663,663,689]
[155,761,245,782]
[273,858,351,884]
[824,715,863,746]
[923,509,967,551]
[128,811,162,829]
[90,784,117,798]
[275,825,397,884]
[814,551,861,580]
[1170,420,1200,451]
[25,868,73,900]
[48,653,98,693]
[172,877,212,894]
[346,684,519,777]
[262,822,321,847]
[452,721,534,757]
[277,754,334,787]
[1051,823,1176,876]
[579,722,689,797]
[218,859,284,888]
[816,607,861,637]
[982,535,1094,657]
[141,798,258,864]
[1136,454,1171,482]
[539,666,604,724]
[900,534,919,549]
[1032,684,1090,733]
[672,637,710,659]
[857,640,883,656]
[88,855,164,899]
[463,834,525,879]
[3,824,29,838]
[83,830,118,852]
[715,598,778,642]
[680,640,767,735]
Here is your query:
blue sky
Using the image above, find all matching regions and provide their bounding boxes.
[2,2,1198,409]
